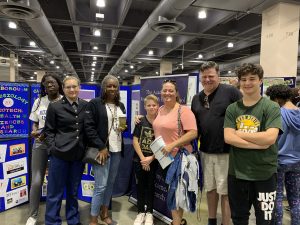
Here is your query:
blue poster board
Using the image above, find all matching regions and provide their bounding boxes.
[0,82,30,138]
[79,84,100,101]
[0,138,29,212]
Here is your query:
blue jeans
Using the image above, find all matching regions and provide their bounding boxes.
[90,152,121,216]
[45,155,84,225]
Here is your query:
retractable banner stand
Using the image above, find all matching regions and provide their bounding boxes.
[130,75,189,223]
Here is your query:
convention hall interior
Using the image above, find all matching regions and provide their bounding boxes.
[0,0,299,224]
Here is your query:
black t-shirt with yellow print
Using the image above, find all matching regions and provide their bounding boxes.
[132,117,155,162]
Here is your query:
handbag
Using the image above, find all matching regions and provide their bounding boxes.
[82,115,114,165]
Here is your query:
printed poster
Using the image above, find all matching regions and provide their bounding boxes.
[131,90,140,134]
[0,144,7,162]
[4,186,28,210]
[10,175,26,189]
[3,157,28,179]
[9,143,25,156]
[81,180,95,197]
[0,179,9,197]
[186,76,197,106]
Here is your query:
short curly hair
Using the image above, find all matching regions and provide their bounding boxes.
[290,87,300,105]
[265,84,292,102]
[236,63,264,80]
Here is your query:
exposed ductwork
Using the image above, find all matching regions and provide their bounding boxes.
[219,54,260,72]
[24,0,77,76]
[109,0,195,75]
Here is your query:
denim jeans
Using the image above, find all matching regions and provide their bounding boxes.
[90,152,121,216]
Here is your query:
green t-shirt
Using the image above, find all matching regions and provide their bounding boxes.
[224,97,282,181]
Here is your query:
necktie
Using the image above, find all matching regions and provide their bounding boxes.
[72,102,78,112]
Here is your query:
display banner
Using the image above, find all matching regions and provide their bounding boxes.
[0,138,29,212]
[140,74,189,115]
[0,82,30,138]
[30,83,40,107]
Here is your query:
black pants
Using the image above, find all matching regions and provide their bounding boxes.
[134,160,158,213]
[228,174,277,225]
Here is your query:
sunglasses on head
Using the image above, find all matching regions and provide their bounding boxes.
[163,79,176,85]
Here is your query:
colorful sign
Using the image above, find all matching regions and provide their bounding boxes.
[9,143,26,156]
[10,175,26,189]
[0,82,30,138]
[3,157,28,179]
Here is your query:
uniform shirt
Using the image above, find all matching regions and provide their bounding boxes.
[224,97,282,181]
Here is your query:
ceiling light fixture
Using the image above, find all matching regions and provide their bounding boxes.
[228,70,232,74]
[96,13,104,20]
[125,69,128,73]
[93,46,98,50]
[92,68,95,71]
[50,60,55,64]
[198,54,203,59]
[93,29,101,37]
[198,10,207,19]
[130,65,134,69]
[8,21,17,29]
[56,66,60,69]
[148,50,154,55]
[156,71,159,75]
[29,41,36,47]
[227,42,234,48]
[93,56,97,60]
[17,63,21,67]
[96,0,106,7]
[30,76,34,79]
[166,36,173,43]
[34,72,37,75]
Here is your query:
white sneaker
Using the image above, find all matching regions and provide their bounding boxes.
[133,213,145,225]
[25,217,37,225]
[144,213,154,225]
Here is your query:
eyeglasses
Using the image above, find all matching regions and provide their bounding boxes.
[204,95,209,109]
[163,79,176,85]
[64,85,78,90]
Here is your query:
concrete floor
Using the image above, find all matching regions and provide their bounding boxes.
[0,195,291,225]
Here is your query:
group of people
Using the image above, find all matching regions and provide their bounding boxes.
[26,74,126,225]
[133,62,300,225]
[25,61,300,225]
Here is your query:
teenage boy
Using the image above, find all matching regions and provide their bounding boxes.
[224,63,282,225]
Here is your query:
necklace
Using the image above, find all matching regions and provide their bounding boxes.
[106,103,119,133]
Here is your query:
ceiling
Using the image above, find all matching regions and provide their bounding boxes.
[0,0,299,83]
